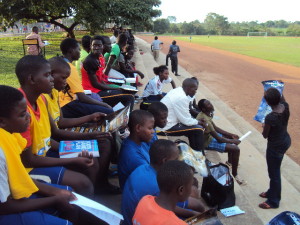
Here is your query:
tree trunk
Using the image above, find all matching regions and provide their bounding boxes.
[47,19,78,38]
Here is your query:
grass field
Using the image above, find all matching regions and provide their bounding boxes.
[174,35,300,67]
[0,31,109,88]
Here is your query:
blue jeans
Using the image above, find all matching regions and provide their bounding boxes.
[266,149,284,208]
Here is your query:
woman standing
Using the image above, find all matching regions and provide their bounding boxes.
[259,87,291,209]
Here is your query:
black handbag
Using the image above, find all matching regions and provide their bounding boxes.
[201,163,236,210]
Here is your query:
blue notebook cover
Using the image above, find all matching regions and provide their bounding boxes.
[59,140,99,158]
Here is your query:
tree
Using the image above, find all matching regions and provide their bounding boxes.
[0,0,161,38]
[287,23,300,36]
[167,16,177,23]
[153,18,170,34]
[204,13,230,35]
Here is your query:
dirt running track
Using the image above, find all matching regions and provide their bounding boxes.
[139,35,300,164]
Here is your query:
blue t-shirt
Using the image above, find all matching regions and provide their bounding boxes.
[118,137,150,190]
[148,128,158,146]
[121,164,158,225]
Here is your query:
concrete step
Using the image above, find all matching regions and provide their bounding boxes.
[134,37,300,224]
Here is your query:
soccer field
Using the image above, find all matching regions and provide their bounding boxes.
[174,35,300,67]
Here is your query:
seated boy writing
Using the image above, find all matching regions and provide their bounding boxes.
[59,38,113,118]
[45,56,119,193]
[0,85,107,225]
[118,110,154,189]
[122,140,204,225]
[16,55,95,197]
[132,160,194,225]
[197,99,246,185]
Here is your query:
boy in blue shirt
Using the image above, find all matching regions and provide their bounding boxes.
[118,110,154,189]
[122,140,204,225]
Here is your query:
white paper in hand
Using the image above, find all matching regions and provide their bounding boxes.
[70,192,123,225]
[239,131,252,141]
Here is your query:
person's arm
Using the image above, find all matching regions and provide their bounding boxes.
[21,145,93,170]
[57,109,106,129]
[76,92,113,108]
[0,194,73,215]
[172,98,199,126]
[119,62,145,79]
[50,115,110,141]
[170,80,176,89]
[213,122,239,139]
[37,34,45,48]
[103,55,116,76]
[210,129,240,145]
[174,206,199,218]
[262,123,271,139]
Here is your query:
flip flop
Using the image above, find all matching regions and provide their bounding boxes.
[258,202,275,209]
[259,192,268,198]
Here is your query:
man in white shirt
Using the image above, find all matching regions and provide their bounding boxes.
[110,30,118,44]
[160,78,205,151]
[151,36,163,61]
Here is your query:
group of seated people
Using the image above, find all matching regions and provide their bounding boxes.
[0,31,245,225]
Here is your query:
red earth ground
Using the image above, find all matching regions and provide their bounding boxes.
[139,35,300,165]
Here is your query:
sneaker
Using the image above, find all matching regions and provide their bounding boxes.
[234,175,247,186]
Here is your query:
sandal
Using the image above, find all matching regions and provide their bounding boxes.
[259,192,268,198]
[258,202,277,209]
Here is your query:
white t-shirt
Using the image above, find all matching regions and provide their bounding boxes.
[151,40,163,50]
[161,87,198,131]
[143,75,172,97]
[0,148,10,203]
[110,36,117,44]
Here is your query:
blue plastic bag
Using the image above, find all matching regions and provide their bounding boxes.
[267,211,300,225]
[254,80,284,123]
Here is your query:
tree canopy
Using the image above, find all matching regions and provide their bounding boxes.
[0,0,161,37]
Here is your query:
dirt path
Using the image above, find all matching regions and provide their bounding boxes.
[139,35,300,164]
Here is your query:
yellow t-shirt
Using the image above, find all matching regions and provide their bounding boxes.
[0,129,38,199]
[59,62,84,107]
[24,95,51,157]
[44,89,60,127]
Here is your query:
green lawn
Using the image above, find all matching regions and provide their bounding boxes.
[175,35,300,67]
[0,31,109,87]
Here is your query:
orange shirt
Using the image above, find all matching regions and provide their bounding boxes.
[132,195,187,225]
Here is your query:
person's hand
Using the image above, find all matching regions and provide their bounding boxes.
[100,102,113,109]
[89,112,106,123]
[231,134,239,139]
[88,131,112,139]
[231,139,241,145]
[131,62,136,67]
[138,71,145,79]
[72,154,93,169]
[54,190,77,211]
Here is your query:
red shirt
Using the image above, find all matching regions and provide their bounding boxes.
[81,54,108,93]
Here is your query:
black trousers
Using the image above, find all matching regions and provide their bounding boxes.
[162,123,204,151]
[170,56,178,75]
[98,90,135,111]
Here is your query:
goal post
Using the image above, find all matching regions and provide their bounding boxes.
[247,32,268,37]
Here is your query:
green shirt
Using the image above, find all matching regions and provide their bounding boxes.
[196,112,215,148]
[104,43,120,65]
[75,49,89,77]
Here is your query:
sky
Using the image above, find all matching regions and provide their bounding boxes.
[158,0,299,23]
